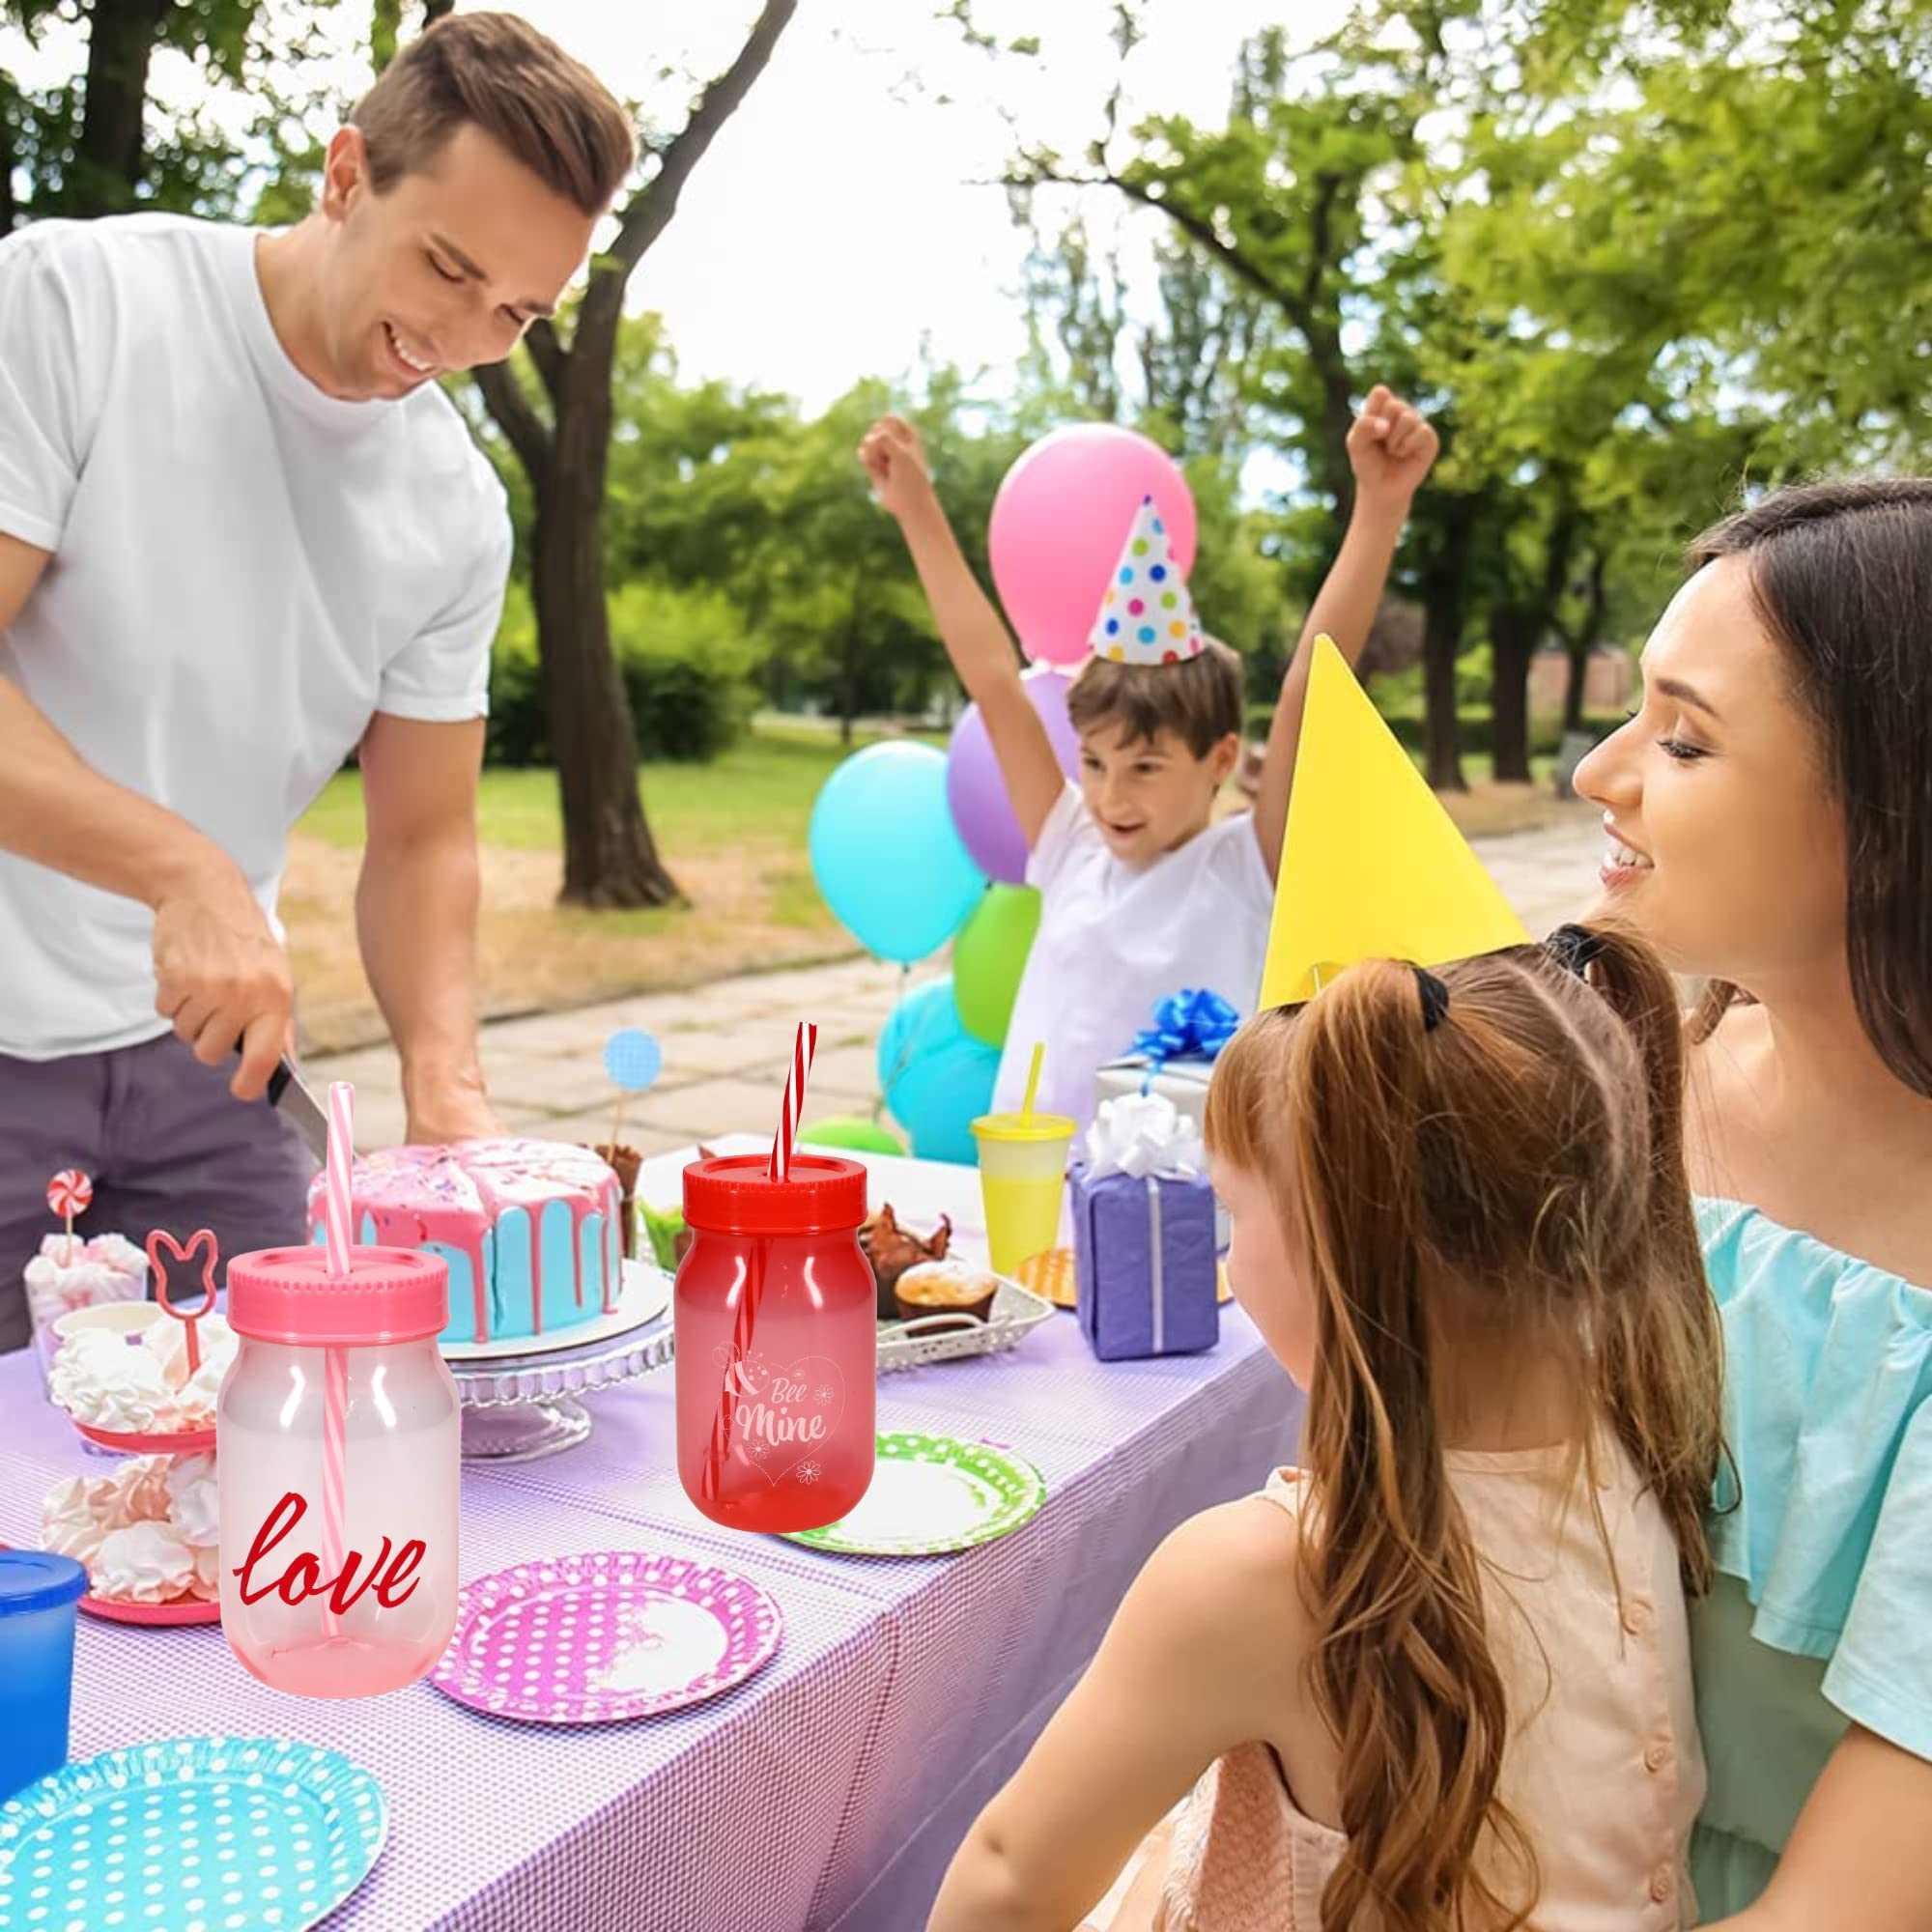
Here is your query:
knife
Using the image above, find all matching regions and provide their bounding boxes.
[266,1055,332,1162]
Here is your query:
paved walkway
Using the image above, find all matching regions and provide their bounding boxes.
[312,813,1607,1151]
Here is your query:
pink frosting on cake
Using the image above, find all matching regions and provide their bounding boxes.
[306,1139,623,1344]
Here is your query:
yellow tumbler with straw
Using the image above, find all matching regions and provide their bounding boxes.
[971,1044,1075,1279]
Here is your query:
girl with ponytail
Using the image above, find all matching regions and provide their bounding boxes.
[930,923,1721,1932]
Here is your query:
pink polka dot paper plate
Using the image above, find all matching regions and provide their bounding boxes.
[429,1550,783,1724]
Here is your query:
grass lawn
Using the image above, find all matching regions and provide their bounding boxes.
[283,722,1591,1053]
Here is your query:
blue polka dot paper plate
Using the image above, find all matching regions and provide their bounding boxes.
[0,1735,386,1932]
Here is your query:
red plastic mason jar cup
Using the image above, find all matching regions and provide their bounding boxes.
[674,1153,874,1533]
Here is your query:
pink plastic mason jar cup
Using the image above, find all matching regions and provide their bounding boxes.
[218,1244,460,1698]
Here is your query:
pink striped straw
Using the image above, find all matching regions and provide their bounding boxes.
[321,1081,354,1634]
[324,1084,352,1274]
[702,1024,816,1503]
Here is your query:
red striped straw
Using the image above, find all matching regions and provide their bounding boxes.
[322,1081,354,1635]
[768,1022,817,1182]
[702,1024,817,1503]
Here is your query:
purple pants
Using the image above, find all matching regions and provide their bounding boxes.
[0,1031,315,1352]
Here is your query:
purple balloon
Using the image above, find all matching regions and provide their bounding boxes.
[945,668,1081,886]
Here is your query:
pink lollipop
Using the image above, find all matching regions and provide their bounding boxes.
[47,1168,93,1264]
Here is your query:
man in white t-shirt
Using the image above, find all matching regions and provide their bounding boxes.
[861,389,1440,1133]
[0,14,637,1350]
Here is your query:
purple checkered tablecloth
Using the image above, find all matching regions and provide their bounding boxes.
[1,1142,1302,1931]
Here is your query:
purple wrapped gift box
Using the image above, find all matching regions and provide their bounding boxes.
[1070,1159,1220,1362]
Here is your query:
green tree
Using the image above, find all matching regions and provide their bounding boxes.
[0,0,340,227]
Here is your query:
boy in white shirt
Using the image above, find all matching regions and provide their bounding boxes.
[860,388,1438,1129]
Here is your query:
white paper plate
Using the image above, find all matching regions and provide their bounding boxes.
[440,1258,670,1362]
[783,1434,1047,1557]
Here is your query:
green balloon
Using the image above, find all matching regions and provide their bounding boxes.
[799,1116,906,1156]
[952,884,1043,1047]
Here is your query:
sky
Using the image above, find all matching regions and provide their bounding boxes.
[2,0,1351,414]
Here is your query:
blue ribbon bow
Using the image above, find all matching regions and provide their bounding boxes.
[1127,988,1240,1079]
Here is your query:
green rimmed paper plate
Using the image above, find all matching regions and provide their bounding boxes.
[781,1432,1046,1557]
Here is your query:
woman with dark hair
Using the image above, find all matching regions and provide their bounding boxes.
[1575,477,1932,1927]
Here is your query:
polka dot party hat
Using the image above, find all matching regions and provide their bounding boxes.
[1090,494,1206,667]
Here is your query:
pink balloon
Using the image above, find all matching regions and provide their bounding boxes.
[988,424,1199,666]
[945,668,1081,885]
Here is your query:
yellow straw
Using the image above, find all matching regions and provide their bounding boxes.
[1019,1042,1044,1124]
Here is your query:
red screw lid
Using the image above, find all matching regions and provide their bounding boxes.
[682,1154,867,1237]
[226,1245,449,1346]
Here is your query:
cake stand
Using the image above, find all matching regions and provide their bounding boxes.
[446,1262,673,1463]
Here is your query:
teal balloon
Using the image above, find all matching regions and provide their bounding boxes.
[799,1116,907,1156]
[952,884,1042,1047]
[810,742,986,964]
[876,977,1001,1165]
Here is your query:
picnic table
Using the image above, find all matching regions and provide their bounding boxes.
[1,1138,1303,1930]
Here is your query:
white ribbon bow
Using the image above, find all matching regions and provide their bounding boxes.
[1084,1092,1203,1181]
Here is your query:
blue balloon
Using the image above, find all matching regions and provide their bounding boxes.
[810,742,986,964]
[876,977,1001,1165]
[603,1028,663,1093]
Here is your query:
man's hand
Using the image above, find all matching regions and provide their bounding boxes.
[1348,384,1439,518]
[859,415,935,521]
[152,868,294,1102]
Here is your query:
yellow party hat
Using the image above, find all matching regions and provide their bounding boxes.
[1260,637,1531,1009]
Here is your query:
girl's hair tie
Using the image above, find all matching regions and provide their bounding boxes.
[1544,923,1607,980]
[1414,966,1451,1033]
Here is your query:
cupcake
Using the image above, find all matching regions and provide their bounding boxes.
[894,1259,998,1327]
[862,1204,952,1321]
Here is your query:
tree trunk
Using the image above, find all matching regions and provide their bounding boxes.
[72,0,169,214]
[1489,604,1535,784]
[1563,549,1609,732]
[1418,494,1478,792]
[1303,312,1357,524]
[533,423,681,908]
[1488,493,1577,783]
[0,82,17,235]
[838,571,867,746]
[1421,608,1465,792]
[469,0,797,909]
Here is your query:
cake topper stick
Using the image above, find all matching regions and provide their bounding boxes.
[320,1081,355,1639]
[146,1226,218,1378]
[604,1028,663,1152]
[47,1168,93,1266]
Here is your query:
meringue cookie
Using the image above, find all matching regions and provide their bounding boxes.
[42,1474,121,1565]
[164,1453,219,1548]
[189,1541,222,1599]
[141,1311,233,1391]
[101,1453,173,1526]
[91,1520,196,1604]
[49,1332,180,1433]
[67,1369,174,1435]
[78,1232,149,1277]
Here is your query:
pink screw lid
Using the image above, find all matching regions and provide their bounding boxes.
[225,1245,448,1346]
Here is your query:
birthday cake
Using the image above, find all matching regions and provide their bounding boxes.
[307,1138,625,1347]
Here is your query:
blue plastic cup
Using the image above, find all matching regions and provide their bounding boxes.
[0,1550,88,1802]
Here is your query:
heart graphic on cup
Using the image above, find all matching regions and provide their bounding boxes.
[711,1349,845,1487]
